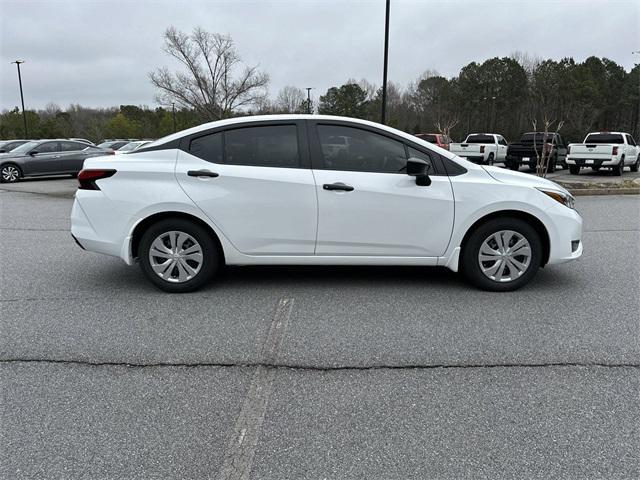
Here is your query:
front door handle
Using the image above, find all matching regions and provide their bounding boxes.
[323,182,354,192]
[188,170,219,178]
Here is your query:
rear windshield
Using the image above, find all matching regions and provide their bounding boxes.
[521,133,556,143]
[584,133,624,144]
[416,134,438,143]
[465,134,494,144]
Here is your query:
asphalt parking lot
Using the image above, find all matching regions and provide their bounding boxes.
[1,178,639,479]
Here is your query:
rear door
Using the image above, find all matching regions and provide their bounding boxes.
[175,120,318,255]
[59,141,88,172]
[309,120,455,257]
[23,141,62,175]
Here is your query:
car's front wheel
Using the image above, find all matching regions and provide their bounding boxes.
[569,165,580,175]
[1,164,22,183]
[139,218,220,293]
[461,218,542,291]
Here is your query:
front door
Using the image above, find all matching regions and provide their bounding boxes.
[175,121,317,255]
[309,122,455,257]
[23,141,62,175]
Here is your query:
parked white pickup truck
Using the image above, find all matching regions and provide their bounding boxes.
[449,133,508,165]
[566,132,640,175]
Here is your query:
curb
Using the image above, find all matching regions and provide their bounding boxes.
[566,188,640,196]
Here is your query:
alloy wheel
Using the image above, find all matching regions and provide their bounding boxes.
[148,230,203,283]
[1,165,20,183]
[478,230,532,283]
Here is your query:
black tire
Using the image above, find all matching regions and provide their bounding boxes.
[507,162,519,171]
[569,165,580,175]
[486,153,494,166]
[630,158,639,173]
[0,163,22,183]
[548,155,557,173]
[613,157,624,176]
[461,217,543,292]
[139,218,220,293]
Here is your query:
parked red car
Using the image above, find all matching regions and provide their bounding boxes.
[415,133,451,150]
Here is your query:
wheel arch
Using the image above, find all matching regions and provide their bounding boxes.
[130,211,225,263]
[459,210,551,267]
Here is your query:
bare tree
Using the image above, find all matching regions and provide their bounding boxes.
[275,86,306,113]
[531,116,565,178]
[435,118,459,138]
[149,27,269,120]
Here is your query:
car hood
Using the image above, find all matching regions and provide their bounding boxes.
[481,166,570,195]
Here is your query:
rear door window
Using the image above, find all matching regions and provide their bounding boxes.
[225,125,299,168]
[584,134,624,144]
[189,132,223,164]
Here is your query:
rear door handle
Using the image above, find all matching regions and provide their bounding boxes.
[188,170,219,178]
[323,182,354,192]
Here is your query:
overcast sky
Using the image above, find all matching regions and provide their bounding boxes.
[1,0,638,110]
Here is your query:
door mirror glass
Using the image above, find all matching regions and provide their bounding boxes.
[406,157,432,186]
[29,150,38,156]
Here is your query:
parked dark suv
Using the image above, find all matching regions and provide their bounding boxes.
[0,140,111,183]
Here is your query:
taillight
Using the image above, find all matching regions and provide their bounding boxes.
[480,145,485,153]
[612,146,618,155]
[77,169,116,190]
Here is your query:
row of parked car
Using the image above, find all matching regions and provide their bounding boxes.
[416,131,640,175]
[0,138,155,183]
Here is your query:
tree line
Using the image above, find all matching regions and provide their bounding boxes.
[1,26,638,143]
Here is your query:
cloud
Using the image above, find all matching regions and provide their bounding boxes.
[1,0,638,109]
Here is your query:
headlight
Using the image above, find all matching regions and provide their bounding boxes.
[537,188,575,209]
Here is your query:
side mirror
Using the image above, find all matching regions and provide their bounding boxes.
[406,157,432,186]
[29,150,38,156]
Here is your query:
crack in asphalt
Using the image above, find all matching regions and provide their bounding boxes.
[1,358,638,371]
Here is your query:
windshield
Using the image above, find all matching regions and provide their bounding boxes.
[118,142,140,152]
[9,141,39,154]
[465,135,494,144]
[584,133,624,144]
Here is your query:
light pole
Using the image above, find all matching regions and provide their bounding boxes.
[305,87,313,114]
[381,0,390,124]
[11,60,28,138]
[171,102,176,133]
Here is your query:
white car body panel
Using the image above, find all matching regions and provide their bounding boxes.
[70,115,583,277]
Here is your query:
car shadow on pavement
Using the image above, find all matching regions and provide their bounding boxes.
[88,260,571,295]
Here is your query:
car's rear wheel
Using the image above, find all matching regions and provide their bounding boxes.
[507,162,519,171]
[1,164,22,183]
[630,158,639,173]
[614,157,624,176]
[487,153,494,166]
[461,218,542,291]
[569,165,580,175]
[139,218,219,293]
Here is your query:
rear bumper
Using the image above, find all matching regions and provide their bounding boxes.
[566,157,619,167]
[70,195,126,259]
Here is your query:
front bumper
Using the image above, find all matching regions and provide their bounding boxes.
[545,202,583,265]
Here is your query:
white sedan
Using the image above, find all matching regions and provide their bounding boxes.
[71,115,582,292]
